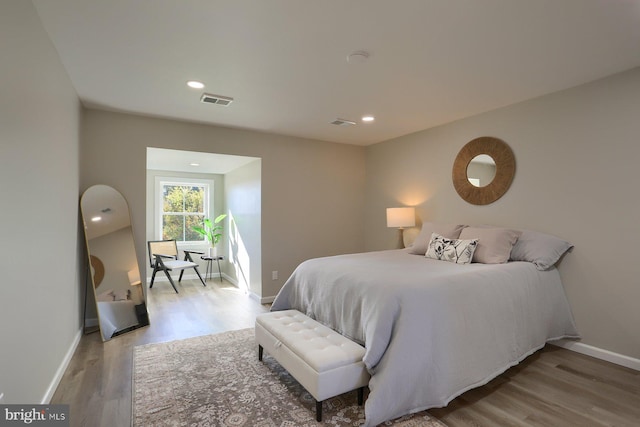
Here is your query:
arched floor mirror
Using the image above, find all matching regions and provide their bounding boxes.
[81,185,149,341]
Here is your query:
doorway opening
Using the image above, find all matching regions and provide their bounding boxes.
[145,147,262,297]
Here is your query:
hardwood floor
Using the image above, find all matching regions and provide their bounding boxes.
[427,347,640,426]
[52,278,640,426]
[52,278,269,427]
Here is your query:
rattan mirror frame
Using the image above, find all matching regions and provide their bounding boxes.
[452,137,515,205]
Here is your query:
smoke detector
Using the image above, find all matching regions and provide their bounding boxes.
[330,118,356,126]
[200,93,234,106]
[347,50,370,64]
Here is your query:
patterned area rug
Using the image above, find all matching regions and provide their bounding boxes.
[133,328,446,426]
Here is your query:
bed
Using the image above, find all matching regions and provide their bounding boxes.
[271,244,579,426]
[97,300,139,339]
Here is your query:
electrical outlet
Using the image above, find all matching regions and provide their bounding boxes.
[272,271,278,280]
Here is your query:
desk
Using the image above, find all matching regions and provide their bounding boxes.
[201,255,224,282]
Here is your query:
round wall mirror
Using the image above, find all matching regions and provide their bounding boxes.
[452,137,515,205]
[466,154,496,187]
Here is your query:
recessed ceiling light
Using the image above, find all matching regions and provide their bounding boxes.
[362,115,375,122]
[91,216,102,222]
[190,162,200,166]
[187,80,205,89]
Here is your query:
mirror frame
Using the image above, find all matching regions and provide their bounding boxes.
[452,136,515,205]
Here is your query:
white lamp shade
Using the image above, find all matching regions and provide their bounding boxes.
[386,207,415,228]
[128,269,141,286]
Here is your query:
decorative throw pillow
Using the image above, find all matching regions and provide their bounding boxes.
[409,223,466,255]
[425,233,478,264]
[459,226,521,264]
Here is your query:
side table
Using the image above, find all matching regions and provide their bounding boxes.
[201,255,224,282]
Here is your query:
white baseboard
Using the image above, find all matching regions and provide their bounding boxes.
[221,274,238,287]
[551,339,640,371]
[249,292,275,305]
[260,296,275,304]
[42,327,83,404]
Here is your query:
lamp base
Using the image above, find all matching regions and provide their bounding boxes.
[395,228,405,249]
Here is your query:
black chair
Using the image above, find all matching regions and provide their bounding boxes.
[147,240,206,293]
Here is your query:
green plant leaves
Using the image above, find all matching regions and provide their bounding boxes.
[192,214,227,245]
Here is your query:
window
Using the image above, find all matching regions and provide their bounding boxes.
[157,179,211,243]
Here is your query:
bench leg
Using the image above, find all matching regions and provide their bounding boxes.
[258,345,263,361]
[316,400,322,422]
[358,387,364,406]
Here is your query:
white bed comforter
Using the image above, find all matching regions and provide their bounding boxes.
[271,249,579,426]
[97,300,139,340]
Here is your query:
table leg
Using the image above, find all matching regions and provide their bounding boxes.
[216,258,222,282]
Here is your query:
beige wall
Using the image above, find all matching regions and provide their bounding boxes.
[365,67,640,360]
[225,160,263,296]
[81,110,367,299]
[0,0,82,403]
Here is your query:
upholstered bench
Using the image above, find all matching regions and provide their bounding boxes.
[255,310,370,421]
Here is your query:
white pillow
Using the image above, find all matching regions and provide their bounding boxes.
[113,289,130,301]
[97,290,115,302]
[425,233,478,264]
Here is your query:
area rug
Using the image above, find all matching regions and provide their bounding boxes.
[133,328,446,426]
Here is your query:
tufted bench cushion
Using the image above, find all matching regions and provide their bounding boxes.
[255,309,370,421]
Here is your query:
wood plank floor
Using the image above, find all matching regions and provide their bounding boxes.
[52,278,640,426]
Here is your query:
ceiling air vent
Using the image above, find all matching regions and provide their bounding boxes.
[330,118,356,126]
[200,93,234,106]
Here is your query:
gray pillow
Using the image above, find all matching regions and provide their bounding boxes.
[409,222,466,255]
[459,226,521,264]
[510,230,573,270]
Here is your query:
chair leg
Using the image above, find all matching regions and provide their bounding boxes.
[149,268,158,288]
[183,252,207,287]
[162,269,179,293]
[193,267,206,287]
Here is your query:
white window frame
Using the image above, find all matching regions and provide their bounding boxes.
[154,176,214,246]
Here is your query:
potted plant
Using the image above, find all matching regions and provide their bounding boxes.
[193,214,227,257]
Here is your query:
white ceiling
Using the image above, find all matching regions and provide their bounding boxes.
[81,185,131,240]
[147,147,259,174]
[33,0,640,146]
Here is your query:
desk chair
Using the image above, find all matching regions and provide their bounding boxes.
[148,240,206,293]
